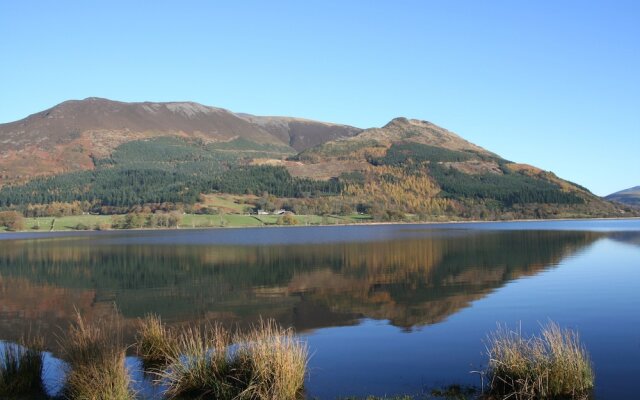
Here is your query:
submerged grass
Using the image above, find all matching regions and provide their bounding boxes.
[486,321,594,399]
[0,335,45,397]
[59,312,134,400]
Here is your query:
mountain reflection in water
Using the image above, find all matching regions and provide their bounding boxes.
[0,227,607,352]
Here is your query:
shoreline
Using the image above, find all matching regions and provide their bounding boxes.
[1,215,639,237]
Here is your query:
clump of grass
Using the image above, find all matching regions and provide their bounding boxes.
[0,336,46,397]
[486,321,594,399]
[234,319,308,400]
[158,318,308,400]
[159,322,235,398]
[135,314,176,367]
[59,312,134,400]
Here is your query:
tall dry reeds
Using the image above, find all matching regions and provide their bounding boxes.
[135,314,176,367]
[156,318,308,400]
[159,322,235,398]
[3,313,308,400]
[59,312,134,400]
[234,319,308,400]
[486,321,594,399]
[0,336,45,397]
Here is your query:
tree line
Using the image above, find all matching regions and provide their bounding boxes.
[0,165,342,210]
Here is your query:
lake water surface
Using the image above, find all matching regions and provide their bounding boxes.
[1,220,639,399]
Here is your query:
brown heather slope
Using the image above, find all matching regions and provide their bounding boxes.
[0,98,284,183]
[289,117,500,178]
[295,117,498,162]
[0,98,361,184]
[369,117,495,154]
[237,114,362,151]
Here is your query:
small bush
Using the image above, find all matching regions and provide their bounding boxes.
[95,222,111,231]
[486,321,594,399]
[0,210,25,231]
[59,312,134,400]
[75,222,90,231]
[0,336,45,397]
[276,213,299,225]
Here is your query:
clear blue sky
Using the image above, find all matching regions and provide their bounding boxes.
[1,1,638,196]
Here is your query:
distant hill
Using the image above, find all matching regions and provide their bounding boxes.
[0,98,635,220]
[606,186,640,207]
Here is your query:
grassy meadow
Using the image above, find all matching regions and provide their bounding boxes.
[0,193,374,232]
[3,213,370,232]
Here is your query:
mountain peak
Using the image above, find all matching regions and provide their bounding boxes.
[83,96,112,102]
[383,117,445,130]
[384,117,410,127]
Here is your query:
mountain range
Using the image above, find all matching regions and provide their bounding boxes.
[0,98,635,220]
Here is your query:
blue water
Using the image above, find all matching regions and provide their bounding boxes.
[0,219,638,399]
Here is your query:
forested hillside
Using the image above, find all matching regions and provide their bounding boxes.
[0,98,635,223]
[0,137,340,211]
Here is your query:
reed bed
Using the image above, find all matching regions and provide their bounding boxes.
[486,321,594,399]
[0,336,45,397]
[59,312,134,400]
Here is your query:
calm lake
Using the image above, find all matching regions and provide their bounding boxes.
[1,219,639,399]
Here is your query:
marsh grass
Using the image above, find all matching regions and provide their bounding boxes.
[159,322,235,398]
[0,335,46,397]
[234,319,308,400]
[136,314,177,367]
[158,318,308,400]
[486,321,594,399]
[59,312,134,400]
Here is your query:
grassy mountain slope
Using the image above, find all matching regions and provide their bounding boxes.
[606,186,640,207]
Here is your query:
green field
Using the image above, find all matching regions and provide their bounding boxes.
[199,194,255,213]
[22,215,112,231]
[2,213,371,232]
